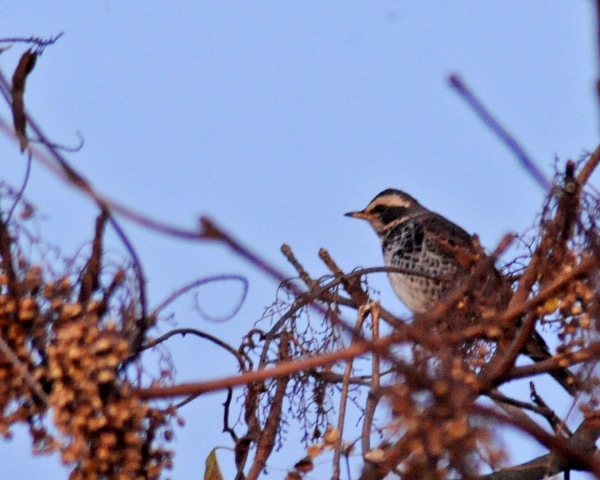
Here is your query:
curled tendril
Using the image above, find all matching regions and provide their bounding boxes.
[153,274,248,323]
[193,275,249,323]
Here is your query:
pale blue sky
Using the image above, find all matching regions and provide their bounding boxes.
[0,2,598,479]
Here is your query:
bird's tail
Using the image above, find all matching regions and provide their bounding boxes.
[523,330,578,396]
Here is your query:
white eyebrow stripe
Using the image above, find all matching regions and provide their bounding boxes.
[366,196,412,211]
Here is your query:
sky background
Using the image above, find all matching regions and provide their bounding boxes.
[0,2,599,479]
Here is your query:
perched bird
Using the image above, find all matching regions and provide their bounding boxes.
[346,188,577,395]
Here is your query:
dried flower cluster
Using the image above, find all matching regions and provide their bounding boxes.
[0,198,174,479]
[0,264,48,437]
[380,376,503,480]
[535,189,600,382]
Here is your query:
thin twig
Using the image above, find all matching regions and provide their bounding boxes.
[0,335,49,405]
[0,33,63,50]
[529,382,572,437]
[31,130,85,153]
[222,387,237,441]
[142,327,249,371]
[362,302,381,456]
[488,389,555,420]
[6,149,31,223]
[449,74,552,192]
[152,274,248,318]
[173,392,202,409]
[281,243,316,289]
[333,306,368,479]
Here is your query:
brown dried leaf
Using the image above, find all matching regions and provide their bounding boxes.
[204,449,224,480]
[11,49,38,152]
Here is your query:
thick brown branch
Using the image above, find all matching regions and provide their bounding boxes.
[486,390,565,432]
[0,214,19,298]
[136,330,405,399]
[362,302,381,456]
[577,143,600,186]
[78,209,108,303]
[246,333,291,480]
[333,305,369,479]
[477,409,600,479]
[508,342,600,381]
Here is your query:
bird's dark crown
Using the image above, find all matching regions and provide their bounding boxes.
[371,188,418,206]
[346,189,424,235]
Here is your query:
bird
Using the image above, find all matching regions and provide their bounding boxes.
[345,188,577,395]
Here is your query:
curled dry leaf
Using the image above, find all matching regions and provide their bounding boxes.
[364,448,386,464]
[323,425,341,446]
[294,456,314,473]
[11,49,38,152]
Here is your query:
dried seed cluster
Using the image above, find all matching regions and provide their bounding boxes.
[383,378,504,480]
[48,313,172,479]
[533,187,600,388]
[0,266,49,439]
[0,212,174,479]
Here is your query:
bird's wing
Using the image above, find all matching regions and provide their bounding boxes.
[420,213,478,266]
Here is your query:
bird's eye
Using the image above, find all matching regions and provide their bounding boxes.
[370,205,386,214]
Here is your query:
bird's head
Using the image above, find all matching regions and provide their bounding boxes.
[345,189,422,235]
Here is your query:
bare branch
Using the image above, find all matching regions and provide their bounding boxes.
[475,407,600,479]
[577,144,600,186]
[362,302,382,456]
[449,74,551,192]
[0,33,63,50]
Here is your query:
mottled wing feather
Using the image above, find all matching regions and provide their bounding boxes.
[419,213,475,259]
